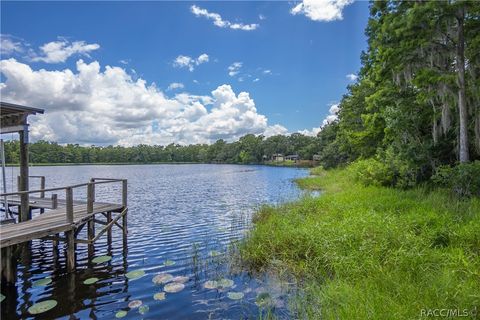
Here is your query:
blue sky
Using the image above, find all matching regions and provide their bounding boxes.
[1,1,369,145]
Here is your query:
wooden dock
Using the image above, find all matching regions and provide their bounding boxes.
[0,178,128,283]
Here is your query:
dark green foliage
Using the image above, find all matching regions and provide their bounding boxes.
[315,0,480,190]
[431,161,480,197]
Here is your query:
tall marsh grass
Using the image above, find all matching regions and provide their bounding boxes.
[240,168,480,319]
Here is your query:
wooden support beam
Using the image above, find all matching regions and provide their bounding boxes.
[107,211,112,244]
[66,230,75,272]
[65,187,73,223]
[2,246,17,283]
[19,129,29,222]
[92,209,127,243]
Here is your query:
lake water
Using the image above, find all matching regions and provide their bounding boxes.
[1,164,309,319]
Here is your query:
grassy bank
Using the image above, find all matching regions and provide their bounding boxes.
[240,167,480,319]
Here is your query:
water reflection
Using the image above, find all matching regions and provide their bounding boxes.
[1,164,308,319]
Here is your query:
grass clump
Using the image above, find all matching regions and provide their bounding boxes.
[240,167,480,319]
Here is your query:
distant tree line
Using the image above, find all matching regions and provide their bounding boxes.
[2,133,321,165]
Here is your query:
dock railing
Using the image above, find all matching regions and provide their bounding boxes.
[0,178,127,224]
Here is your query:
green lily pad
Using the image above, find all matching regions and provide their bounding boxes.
[92,255,112,264]
[32,277,52,287]
[164,260,176,266]
[217,278,234,289]
[126,269,145,280]
[227,291,244,300]
[0,294,5,302]
[115,310,127,318]
[209,250,221,257]
[152,273,173,285]
[153,292,166,301]
[255,292,272,307]
[83,277,99,285]
[203,280,218,289]
[171,276,189,284]
[28,300,57,314]
[128,300,142,309]
[139,305,149,315]
[164,282,185,293]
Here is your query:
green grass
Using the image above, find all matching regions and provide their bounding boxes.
[240,167,480,319]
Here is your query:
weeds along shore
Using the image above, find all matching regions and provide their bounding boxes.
[239,166,480,319]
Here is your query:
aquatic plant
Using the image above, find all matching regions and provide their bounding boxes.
[28,300,57,314]
[139,305,149,315]
[164,282,185,293]
[153,292,166,301]
[217,278,234,289]
[227,292,244,300]
[203,280,218,289]
[128,300,142,309]
[255,293,272,307]
[171,276,189,284]
[32,277,52,287]
[152,273,173,285]
[92,255,112,264]
[125,269,145,279]
[115,310,127,318]
[164,260,176,266]
[209,250,221,257]
[83,277,99,285]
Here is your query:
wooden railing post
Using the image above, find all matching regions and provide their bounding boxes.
[66,187,73,224]
[122,179,127,208]
[65,187,75,271]
[51,194,58,209]
[40,176,45,198]
[87,182,94,213]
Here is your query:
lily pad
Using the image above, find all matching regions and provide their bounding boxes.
[92,255,112,264]
[83,277,99,285]
[115,310,127,318]
[153,292,166,301]
[152,273,173,285]
[164,260,176,266]
[0,294,5,302]
[203,280,218,289]
[171,276,189,284]
[32,277,52,287]
[209,250,221,257]
[139,305,149,315]
[255,292,272,307]
[126,269,145,280]
[217,278,234,289]
[128,300,142,309]
[227,292,244,300]
[164,282,185,293]
[28,300,58,314]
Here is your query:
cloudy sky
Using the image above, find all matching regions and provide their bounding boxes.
[0,1,369,146]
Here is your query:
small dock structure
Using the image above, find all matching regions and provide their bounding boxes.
[0,102,128,284]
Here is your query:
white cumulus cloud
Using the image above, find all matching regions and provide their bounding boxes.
[190,5,259,31]
[31,38,100,63]
[173,53,209,72]
[167,82,185,91]
[291,0,354,22]
[0,34,25,56]
[0,58,285,146]
[228,62,242,77]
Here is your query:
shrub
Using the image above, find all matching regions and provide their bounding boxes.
[431,161,480,198]
[348,158,417,188]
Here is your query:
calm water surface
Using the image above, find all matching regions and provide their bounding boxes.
[1,164,309,319]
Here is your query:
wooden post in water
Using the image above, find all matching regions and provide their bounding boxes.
[87,181,95,257]
[65,187,76,271]
[122,180,128,242]
[107,211,112,245]
[3,246,16,283]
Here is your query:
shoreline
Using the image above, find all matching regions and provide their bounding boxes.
[4,162,314,168]
[239,166,480,318]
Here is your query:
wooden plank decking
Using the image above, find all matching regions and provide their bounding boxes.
[0,201,123,248]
